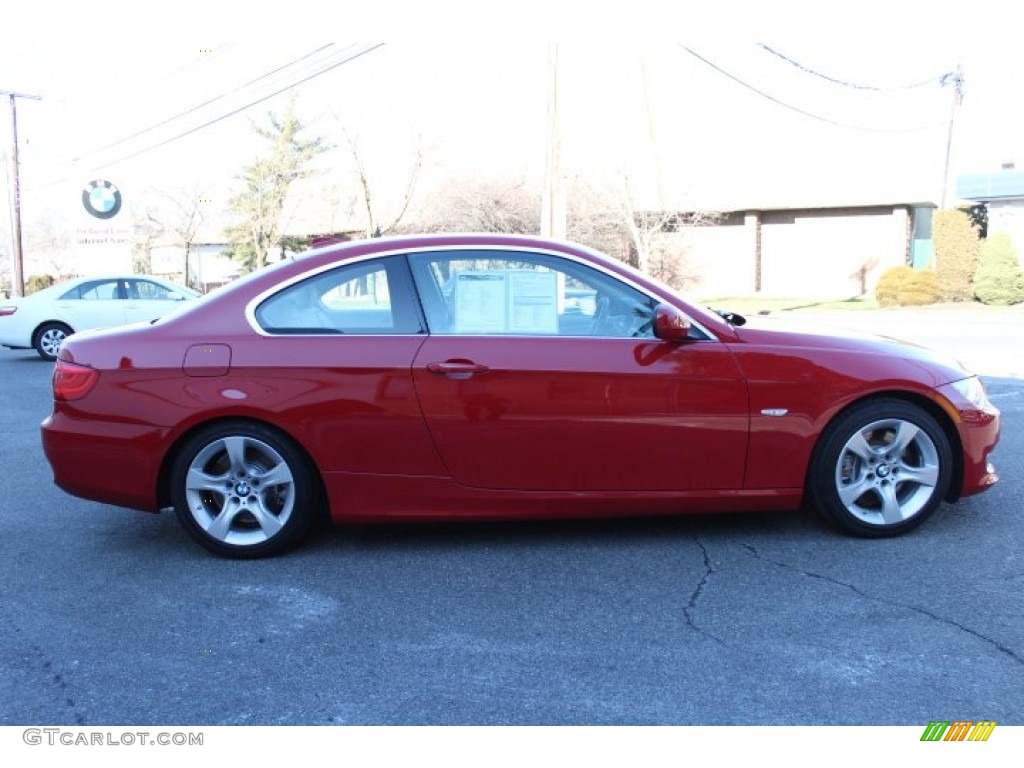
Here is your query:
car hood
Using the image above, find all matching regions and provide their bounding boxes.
[731,315,973,381]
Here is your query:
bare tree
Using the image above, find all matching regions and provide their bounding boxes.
[24,219,74,279]
[131,208,163,274]
[566,179,632,261]
[318,180,360,238]
[341,127,425,238]
[159,185,207,289]
[410,177,541,234]
[617,175,674,275]
[406,172,716,292]
[616,176,719,290]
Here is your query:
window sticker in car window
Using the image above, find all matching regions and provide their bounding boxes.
[451,270,560,334]
[453,273,507,333]
[507,271,558,334]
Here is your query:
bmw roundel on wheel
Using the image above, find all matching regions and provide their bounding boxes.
[39,234,1001,558]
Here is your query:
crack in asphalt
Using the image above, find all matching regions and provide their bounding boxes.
[40,654,88,725]
[0,606,87,725]
[742,544,1024,667]
[682,536,727,646]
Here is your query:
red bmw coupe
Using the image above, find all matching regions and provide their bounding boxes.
[41,235,1001,557]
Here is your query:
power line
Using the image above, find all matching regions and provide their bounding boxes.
[87,43,237,115]
[71,44,340,162]
[137,44,238,87]
[757,44,946,91]
[678,45,945,134]
[37,44,385,186]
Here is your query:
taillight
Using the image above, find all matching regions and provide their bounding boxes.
[0,306,16,316]
[53,360,99,401]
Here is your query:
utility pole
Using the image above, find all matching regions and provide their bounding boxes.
[3,90,41,298]
[541,44,566,240]
[940,63,963,210]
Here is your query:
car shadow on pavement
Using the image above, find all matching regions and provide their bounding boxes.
[305,507,825,557]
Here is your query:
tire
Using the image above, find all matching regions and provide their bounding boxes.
[169,421,319,558]
[808,399,953,537]
[34,322,73,361]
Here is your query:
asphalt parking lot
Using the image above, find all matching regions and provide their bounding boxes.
[1,318,1022,726]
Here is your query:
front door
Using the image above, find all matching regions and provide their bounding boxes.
[408,249,749,492]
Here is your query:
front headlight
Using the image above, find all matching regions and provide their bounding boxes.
[949,376,993,411]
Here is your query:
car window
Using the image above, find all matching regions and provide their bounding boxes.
[408,250,658,338]
[60,280,123,300]
[255,256,421,335]
[128,280,175,301]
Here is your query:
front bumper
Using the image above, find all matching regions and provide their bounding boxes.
[936,380,1001,499]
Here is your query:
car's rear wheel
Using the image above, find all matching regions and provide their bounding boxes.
[808,399,953,537]
[169,421,319,558]
[34,322,73,361]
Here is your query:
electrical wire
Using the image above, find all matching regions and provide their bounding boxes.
[71,44,340,162]
[34,44,385,187]
[757,44,946,91]
[678,45,946,133]
[92,43,238,115]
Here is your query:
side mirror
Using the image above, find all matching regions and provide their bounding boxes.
[653,304,691,343]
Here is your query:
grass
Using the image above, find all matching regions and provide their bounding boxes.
[695,295,880,315]
[695,295,1024,316]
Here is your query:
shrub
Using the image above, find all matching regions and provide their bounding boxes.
[933,209,981,301]
[974,231,1024,305]
[875,266,915,307]
[25,274,55,294]
[896,270,941,306]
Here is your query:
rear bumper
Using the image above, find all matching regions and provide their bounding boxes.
[41,412,169,512]
[0,325,30,349]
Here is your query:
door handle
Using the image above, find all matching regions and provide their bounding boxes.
[426,360,490,379]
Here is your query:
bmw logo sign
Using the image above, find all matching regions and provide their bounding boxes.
[82,180,123,220]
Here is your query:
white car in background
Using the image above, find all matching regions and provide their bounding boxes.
[0,275,199,360]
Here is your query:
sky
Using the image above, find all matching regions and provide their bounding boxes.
[3,4,1024,268]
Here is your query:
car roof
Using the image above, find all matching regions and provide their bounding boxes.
[292,233,631,277]
[15,274,194,301]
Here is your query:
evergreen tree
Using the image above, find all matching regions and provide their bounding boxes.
[974,231,1024,305]
[225,97,330,272]
[933,209,981,302]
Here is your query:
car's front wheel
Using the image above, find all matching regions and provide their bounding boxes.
[169,421,319,557]
[808,399,953,537]
[34,322,73,361]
